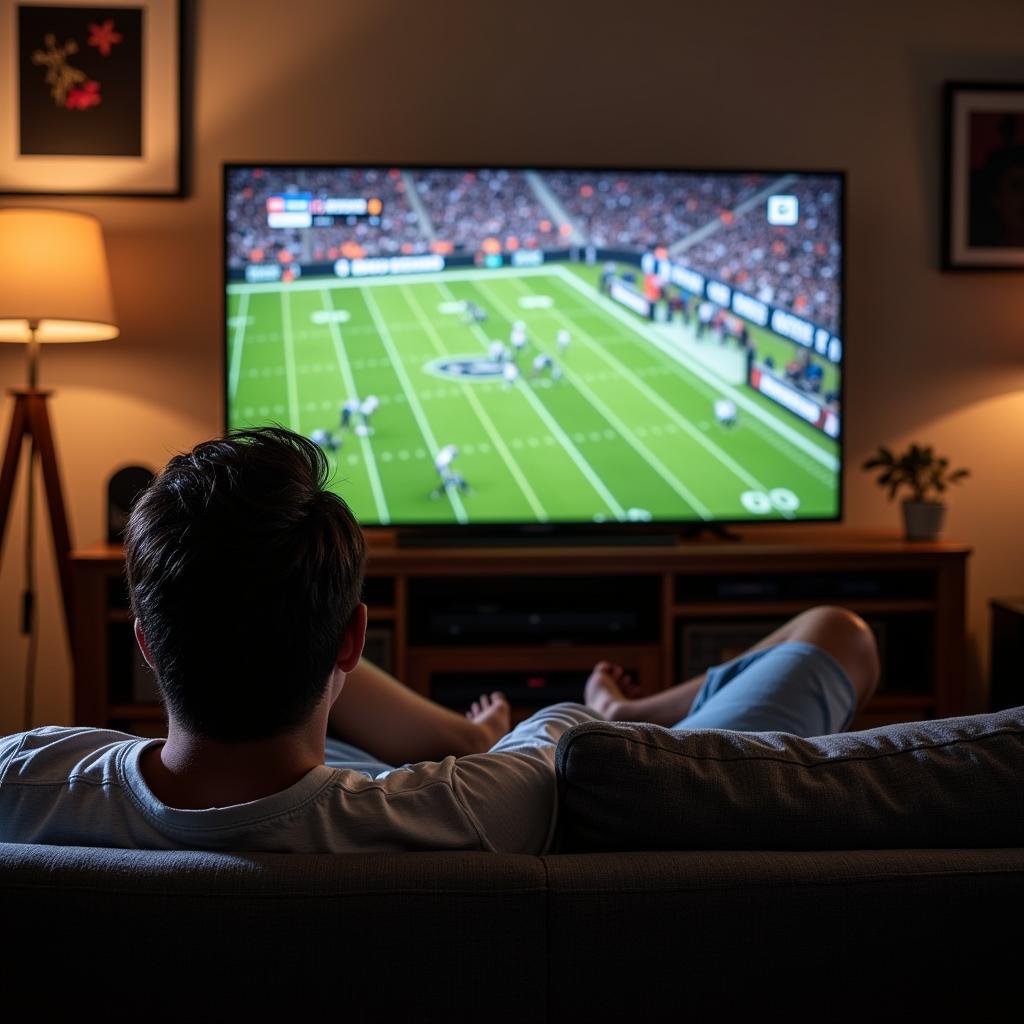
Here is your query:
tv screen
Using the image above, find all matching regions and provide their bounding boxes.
[225,164,843,529]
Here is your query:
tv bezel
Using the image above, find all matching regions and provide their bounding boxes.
[222,160,846,539]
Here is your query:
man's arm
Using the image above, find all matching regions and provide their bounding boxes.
[449,703,601,855]
[329,658,501,762]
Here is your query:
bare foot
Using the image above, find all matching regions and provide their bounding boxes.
[467,691,511,748]
[584,661,634,721]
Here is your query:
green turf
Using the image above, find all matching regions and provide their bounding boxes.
[227,263,840,526]
[558,263,841,439]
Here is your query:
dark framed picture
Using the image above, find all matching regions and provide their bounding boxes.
[0,0,182,195]
[943,82,1024,270]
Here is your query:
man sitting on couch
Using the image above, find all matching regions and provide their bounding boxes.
[0,427,878,854]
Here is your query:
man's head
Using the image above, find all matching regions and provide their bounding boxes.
[125,427,367,742]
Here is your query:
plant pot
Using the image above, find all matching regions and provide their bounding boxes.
[902,500,946,541]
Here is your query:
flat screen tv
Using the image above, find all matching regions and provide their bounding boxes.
[224,163,843,531]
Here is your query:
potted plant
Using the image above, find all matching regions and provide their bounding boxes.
[862,443,969,541]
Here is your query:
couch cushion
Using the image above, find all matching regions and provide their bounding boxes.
[543,849,1024,1018]
[554,707,1024,851]
[0,846,548,1020]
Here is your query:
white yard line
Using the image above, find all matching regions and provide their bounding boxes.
[478,278,712,520]
[552,264,838,473]
[228,265,556,295]
[362,287,468,524]
[279,290,300,430]
[405,284,549,522]
[449,283,627,522]
[528,274,765,491]
[238,265,839,472]
[320,289,390,524]
[228,290,250,401]
[642,324,834,487]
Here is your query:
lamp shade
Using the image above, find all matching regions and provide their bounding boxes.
[0,208,119,343]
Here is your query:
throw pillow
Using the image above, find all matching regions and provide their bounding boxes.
[555,708,1024,851]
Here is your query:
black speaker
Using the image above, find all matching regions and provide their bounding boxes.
[107,466,155,543]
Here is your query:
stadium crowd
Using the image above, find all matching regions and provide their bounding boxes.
[676,178,841,333]
[546,171,761,251]
[226,168,840,331]
[412,169,564,252]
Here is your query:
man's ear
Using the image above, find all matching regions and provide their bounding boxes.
[134,619,155,670]
[337,602,368,673]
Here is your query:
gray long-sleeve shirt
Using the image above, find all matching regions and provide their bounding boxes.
[0,703,599,854]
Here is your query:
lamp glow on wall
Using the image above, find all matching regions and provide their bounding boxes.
[0,209,118,727]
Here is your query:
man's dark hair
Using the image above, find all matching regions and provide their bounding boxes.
[125,427,366,741]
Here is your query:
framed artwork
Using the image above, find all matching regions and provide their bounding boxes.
[0,0,183,196]
[943,82,1024,270]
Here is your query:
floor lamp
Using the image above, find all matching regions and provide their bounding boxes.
[0,209,119,727]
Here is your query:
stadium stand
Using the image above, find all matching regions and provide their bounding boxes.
[226,168,841,332]
[676,177,841,332]
[412,169,564,253]
[545,171,760,250]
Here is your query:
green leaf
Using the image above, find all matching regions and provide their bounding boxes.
[867,441,969,500]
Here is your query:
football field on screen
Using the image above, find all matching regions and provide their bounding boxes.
[226,264,840,526]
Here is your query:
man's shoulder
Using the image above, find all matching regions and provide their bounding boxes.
[1,726,146,785]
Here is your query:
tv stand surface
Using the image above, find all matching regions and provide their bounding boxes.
[396,531,679,548]
[70,528,970,733]
[677,523,743,542]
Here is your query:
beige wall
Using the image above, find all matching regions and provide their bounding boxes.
[2,0,1023,732]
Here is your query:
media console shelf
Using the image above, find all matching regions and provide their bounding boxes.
[70,529,969,734]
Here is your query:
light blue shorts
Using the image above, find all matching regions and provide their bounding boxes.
[674,640,857,736]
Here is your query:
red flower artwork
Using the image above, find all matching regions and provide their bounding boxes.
[66,80,102,110]
[87,19,123,57]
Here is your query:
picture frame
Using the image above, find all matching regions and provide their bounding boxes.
[942,81,1024,270]
[0,0,183,196]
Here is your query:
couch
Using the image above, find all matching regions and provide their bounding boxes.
[3,708,1023,1021]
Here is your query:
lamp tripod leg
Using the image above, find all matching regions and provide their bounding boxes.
[0,394,30,561]
[23,436,37,729]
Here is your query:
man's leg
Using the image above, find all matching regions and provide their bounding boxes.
[328,658,510,765]
[586,606,879,733]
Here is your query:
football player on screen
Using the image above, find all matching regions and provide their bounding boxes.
[356,395,380,437]
[430,445,471,501]
[434,444,459,475]
[431,472,471,501]
[463,301,488,325]
[510,322,528,360]
[714,398,738,428]
[340,397,360,431]
[310,428,340,452]
[531,352,564,383]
